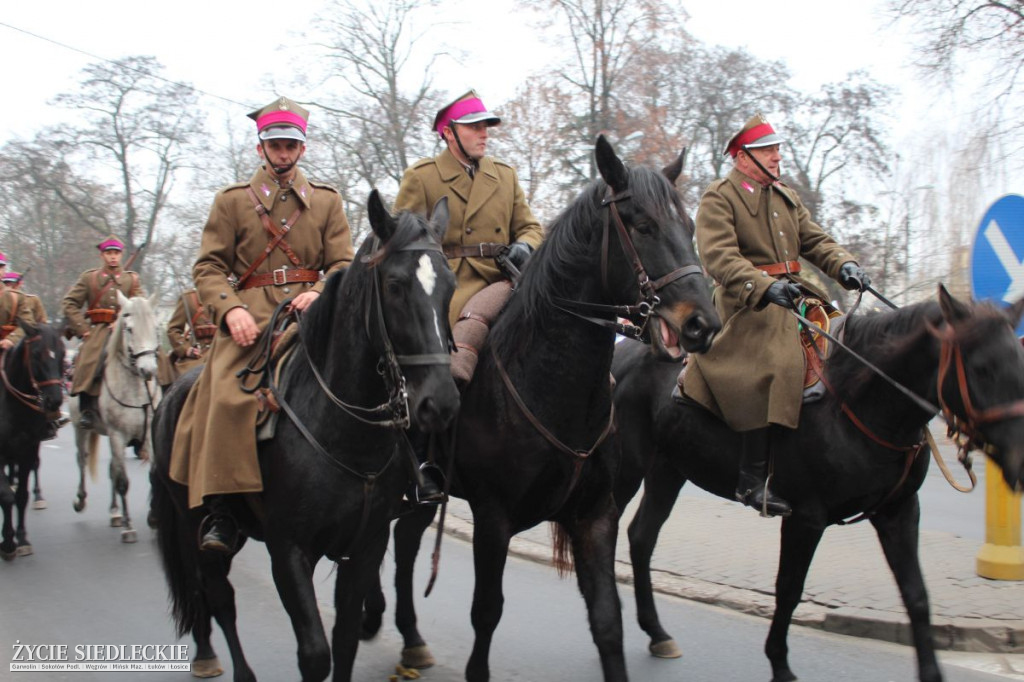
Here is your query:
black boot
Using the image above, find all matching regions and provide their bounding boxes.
[735,427,791,518]
[78,394,97,430]
[200,496,238,553]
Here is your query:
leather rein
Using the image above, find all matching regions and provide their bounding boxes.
[0,332,62,413]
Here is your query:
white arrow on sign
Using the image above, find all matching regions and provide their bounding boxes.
[984,218,1024,302]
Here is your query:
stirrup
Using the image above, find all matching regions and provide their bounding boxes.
[413,462,447,505]
[198,513,239,554]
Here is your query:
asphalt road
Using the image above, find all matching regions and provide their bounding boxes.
[0,425,1018,681]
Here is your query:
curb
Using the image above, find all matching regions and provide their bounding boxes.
[435,513,1024,655]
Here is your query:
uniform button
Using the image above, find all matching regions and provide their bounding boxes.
[280,195,288,202]
[219,293,227,299]
[280,218,288,225]
[778,231,784,237]
[496,227,502,233]
[744,282,753,290]
[465,228,473,234]
[773,212,778,218]
[760,271,768,277]
[283,287,291,294]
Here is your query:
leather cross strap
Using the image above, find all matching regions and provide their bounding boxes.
[237,186,309,289]
[758,260,801,276]
[90,270,121,310]
[443,243,507,259]
[239,268,320,290]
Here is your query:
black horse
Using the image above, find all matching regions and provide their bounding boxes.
[362,136,721,681]
[611,285,1024,682]
[150,190,460,682]
[0,321,65,560]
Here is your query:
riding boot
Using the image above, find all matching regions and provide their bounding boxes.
[735,427,792,518]
[78,394,97,430]
[200,495,239,554]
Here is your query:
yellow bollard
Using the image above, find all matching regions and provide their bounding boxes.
[976,457,1024,580]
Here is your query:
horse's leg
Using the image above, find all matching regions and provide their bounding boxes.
[0,466,16,560]
[465,508,512,682]
[394,504,439,668]
[360,568,385,641]
[870,494,942,682]
[268,540,331,682]
[72,425,89,513]
[627,460,687,658]
[108,434,135,542]
[200,554,256,682]
[13,459,33,556]
[765,518,824,682]
[567,500,627,681]
[332,528,392,682]
[31,456,46,510]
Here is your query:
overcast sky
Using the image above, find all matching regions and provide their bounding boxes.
[0,0,936,143]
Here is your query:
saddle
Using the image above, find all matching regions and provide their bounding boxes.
[799,298,844,401]
[451,280,513,387]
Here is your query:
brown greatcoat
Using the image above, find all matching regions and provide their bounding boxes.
[16,293,47,324]
[0,289,36,346]
[683,168,857,432]
[170,166,354,508]
[394,148,544,325]
[62,266,143,396]
[159,289,214,384]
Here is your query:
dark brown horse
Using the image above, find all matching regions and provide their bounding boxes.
[363,136,721,681]
[611,286,1024,682]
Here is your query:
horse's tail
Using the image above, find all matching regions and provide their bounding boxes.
[87,431,100,482]
[549,522,575,577]
[151,470,204,638]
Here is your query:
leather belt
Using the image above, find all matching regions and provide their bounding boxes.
[239,268,319,290]
[758,260,801,276]
[443,243,506,259]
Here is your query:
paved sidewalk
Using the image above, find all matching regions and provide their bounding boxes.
[439,492,1024,655]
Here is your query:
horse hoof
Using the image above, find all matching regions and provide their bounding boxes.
[649,639,682,659]
[73,499,85,513]
[16,544,33,557]
[401,645,436,669]
[1,549,15,562]
[191,656,224,678]
[33,499,47,510]
[121,529,137,544]
[110,515,123,528]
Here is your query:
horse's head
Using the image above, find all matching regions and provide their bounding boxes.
[364,189,459,433]
[594,135,720,358]
[933,285,1024,491]
[113,292,161,382]
[16,320,65,415]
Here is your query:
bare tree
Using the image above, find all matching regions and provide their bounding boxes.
[50,56,203,274]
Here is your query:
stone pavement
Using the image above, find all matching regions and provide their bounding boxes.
[438,491,1024,656]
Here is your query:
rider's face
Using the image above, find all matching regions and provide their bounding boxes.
[445,122,490,163]
[257,139,305,177]
[102,249,123,268]
[738,144,782,184]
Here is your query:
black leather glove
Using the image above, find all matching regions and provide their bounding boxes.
[506,241,533,270]
[838,262,871,292]
[762,281,801,309]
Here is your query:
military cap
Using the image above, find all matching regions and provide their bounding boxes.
[0,251,6,266]
[432,89,501,139]
[724,113,786,158]
[248,96,310,142]
[97,235,125,252]
[2,271,22,284]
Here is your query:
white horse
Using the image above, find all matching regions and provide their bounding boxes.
[71,292,162,543]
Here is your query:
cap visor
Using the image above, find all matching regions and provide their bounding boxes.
[744,133,785,148]
[451,112,501,126]
[259,126,307,142]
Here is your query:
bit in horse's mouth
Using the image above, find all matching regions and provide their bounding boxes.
[652,316,683,359]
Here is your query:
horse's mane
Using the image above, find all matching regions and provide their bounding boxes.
[299,211,427,362]
[492,164,679,358]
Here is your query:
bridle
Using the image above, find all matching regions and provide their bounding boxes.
[1,332,62,413]
[101,310,159,424]
[553,185,703,341]
[116,311,159,376]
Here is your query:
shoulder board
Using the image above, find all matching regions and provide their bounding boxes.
[23,293,39,299]
[410,157,436,170]
[308,180,340,194]
[220,181,250,194]
[492,158,513,170]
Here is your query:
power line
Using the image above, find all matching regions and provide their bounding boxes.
[0,20,253,109]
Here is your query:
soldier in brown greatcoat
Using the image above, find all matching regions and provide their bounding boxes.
[3,271,47,323]
[0,254,37,352]
[169,96,354,553]
[61,236,144,429]
[158,288,214,388]
[680,114,871,517]
[394,89,544,328]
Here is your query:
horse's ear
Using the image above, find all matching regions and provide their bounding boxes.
[428,196,450,243]
[367,188,396,243]
[1006,295,1024,329]
[938,283,972,323]
[148,293,158,310]
[662,147,687,185]
[116,290,130,308]
[595,134,628,192]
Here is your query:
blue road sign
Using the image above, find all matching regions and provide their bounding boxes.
[971,194,1024,335]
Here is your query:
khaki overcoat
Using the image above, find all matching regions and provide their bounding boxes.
[683,168,856,431]
[0,289,36,346]
[61,267,143,396]
[161,289,213,382]
[17,293,47,324]
[170,166,354,509]
[394,148,543,325]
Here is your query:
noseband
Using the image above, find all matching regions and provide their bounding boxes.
[554,185,703,340]
[1,334,62,413]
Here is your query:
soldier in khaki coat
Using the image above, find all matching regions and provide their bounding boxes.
[0,255,37,352]
[169,96,354,552]
[3,272,47,323]
[62,236,144,429]
[394,89,544,327]
[681,114,871,517]
[158,289,214,388]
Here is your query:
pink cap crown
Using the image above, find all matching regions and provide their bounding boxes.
[3,271,22,283]
[0,251,7,266]
[97,237,125,252]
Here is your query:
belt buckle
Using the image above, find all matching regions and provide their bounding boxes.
[272,268,288,286]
